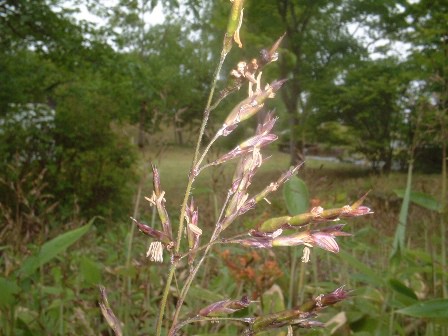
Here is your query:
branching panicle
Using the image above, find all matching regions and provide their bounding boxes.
[100,4,372,336]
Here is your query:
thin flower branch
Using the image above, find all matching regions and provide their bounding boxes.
[119,2,372,335]
[155,1,240,330]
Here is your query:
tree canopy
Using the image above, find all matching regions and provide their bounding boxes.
[0,0,445,236]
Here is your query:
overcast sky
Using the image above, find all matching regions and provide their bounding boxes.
[73,1,410,61]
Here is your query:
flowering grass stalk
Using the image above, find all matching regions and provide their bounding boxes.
[99,1,373,335]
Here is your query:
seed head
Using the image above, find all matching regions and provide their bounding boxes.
[199,295,251,317]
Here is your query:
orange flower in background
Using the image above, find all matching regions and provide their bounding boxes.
[221,250,283,299]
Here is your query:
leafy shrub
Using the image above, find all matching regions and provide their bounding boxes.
[0,102,136,242]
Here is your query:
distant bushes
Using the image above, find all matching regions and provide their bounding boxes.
[0,103,136,242]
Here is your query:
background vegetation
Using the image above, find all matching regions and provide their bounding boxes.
[0,0,446,335]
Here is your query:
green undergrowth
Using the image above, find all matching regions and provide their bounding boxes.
[1,146,446,335]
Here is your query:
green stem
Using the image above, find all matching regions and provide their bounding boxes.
[441,140,447,299]
[174,48,228,255]
[288,247,299,308]
[123,179,144,332]
[169,194,232,333]
[196,132,221,170]
[59,300,64,335]
[171,315,252,335]
[155,46,229,336]
[169,226,222,334]
[297,259,306,305]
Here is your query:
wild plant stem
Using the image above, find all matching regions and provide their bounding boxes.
[196,132,221,169]
[175,48,228,255]
[155,48,229,336]
[169,223,225,334]
[123,178,143,333]
[288,247,299,308]
[170,316,253,335]
[297,259,306,304]
[440,140,447,299]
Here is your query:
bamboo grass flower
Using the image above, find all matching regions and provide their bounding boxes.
[220,79,287,136]
[273,224,350,253]
[259,33,286,66]
[225,0,245,51]
[235,224,350,254]
[300,286,350,312]
[220,34,286,101]
[131,217,172,246]
[198,295,251,317]
[185,198,201,265]
[250,286,349,333]
[252,309,316,332]
[131,217,173,262]
[258,195,373,232]
[146,241,164,263]
[99,2,374,334]
[145,165,173,241]
[99,286,123,336]
[212,112,278,165]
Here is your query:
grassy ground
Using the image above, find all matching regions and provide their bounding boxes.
[129,144,446,334]
[136,145,441,237]
[2,141,445,336]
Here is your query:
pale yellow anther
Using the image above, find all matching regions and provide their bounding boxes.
[341,205,352,213]
[311,206,324,217]
[146,241,163,263]
[157,191,166,203]
[145,193,157,206]
[237,61,246,74]
[272,229,283,238]
[237,193,249,210]
[248,81,254,97]
[255,71,262,93]
[145,190,166,206]
[188,224,202,236]
[301,246,311,263]
[315,294,324,307]
[252,148,263,167]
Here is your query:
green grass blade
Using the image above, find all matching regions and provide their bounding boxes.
[338,250,384,286]
[390,162,413,263]
[0,277,21,307]
[396,299,448,318]
[393,189,442,212]
[19,219,94,279]
[283,176,309,216]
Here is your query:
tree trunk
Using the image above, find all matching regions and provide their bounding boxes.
[175,122,183,145]
[280,75,303,166]
[288,110,300,165]
[138,100,148,148]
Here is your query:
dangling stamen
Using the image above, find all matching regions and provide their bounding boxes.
[146,241,164,263]
[301,246,311,263]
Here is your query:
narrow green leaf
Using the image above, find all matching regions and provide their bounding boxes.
[390,162,413,263]
[283,176,309,216]
[0,277,20,307]
[388,279,418,300]
[394,189,442,212]
[262,284,285,314]
[396,299,448,318]
[80,256,102,286]
[338,250,384,286]
[188,285,224,303]
[19,219,94,279]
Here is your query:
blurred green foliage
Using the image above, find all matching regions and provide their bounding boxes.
[0,0,447,335]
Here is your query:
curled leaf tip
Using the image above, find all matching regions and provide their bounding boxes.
[234,7,244,48]
[351,190,371,209]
